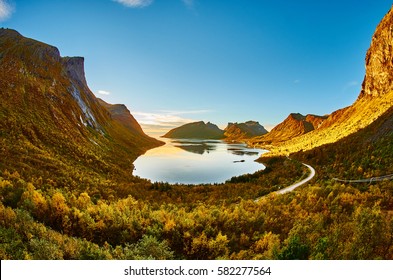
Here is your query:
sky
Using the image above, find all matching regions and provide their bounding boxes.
[1,0,392,136]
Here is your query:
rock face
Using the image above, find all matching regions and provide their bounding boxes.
[224,121,268,140]
[359,7,393,98]
[163,121,225,139]
[305,114,327,130]
[62,57,88,88]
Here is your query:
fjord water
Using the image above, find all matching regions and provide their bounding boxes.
[133,138,266,184]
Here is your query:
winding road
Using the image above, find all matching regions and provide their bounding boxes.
[275,163,316,194]
[255,162,315,202]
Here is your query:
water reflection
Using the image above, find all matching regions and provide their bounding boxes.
[133,138,267,184]
[175,143,215,154]
[227,148,260,156]
[227,143,260,156]
[173,140,217,155]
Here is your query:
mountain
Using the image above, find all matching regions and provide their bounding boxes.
[294,102,393,181]
[257,6,393,155]
[98,100,143,133]
[253,113,327,144]
[224,121,268,140]
[162,121,225,139]
[305,114,327,129]
[0,28,162,179]
[163,120,268,140]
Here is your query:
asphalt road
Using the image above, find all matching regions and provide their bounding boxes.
[275,163,316,194]
[254,163,315,202]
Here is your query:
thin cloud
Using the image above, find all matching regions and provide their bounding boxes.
[134,111,198,137]
[113,0,196,10]
[133,111,196,126]
[113,0,153,8]
[158,109,212,115]
[132,110,211,137]
[97,90,111,95]
[0,0,14,22]
[140,124,172,137]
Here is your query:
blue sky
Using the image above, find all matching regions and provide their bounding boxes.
[1,0,392,135]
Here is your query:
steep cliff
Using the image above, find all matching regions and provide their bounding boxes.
[0,28,162,178]
[360,7,393,98]
[62,56,88,88]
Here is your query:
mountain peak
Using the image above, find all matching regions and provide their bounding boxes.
[0,28,61,80]
[224,121,268,140]
[163,121,224,139]
[0,28,22,38]
[359,6,393,98]
[289,113,306,121]
[0,28,61,62]
[252,113,327,144]
[97,99,145,134]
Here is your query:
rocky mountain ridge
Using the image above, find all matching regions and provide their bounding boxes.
[254,113,327,144]
[0,28,162,178]
[224,121,268,140]
[163,120,269,140]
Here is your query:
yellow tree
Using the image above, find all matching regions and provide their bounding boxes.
[19,182,48,220]
[49,191,70,230]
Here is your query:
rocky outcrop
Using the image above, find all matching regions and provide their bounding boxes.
[359,6,393,98]
[62,57,88,88]
[163,121,225,139]
[305,114,328,130]
[224,121,268,140]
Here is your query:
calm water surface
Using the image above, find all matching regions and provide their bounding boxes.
[133,138,267,184]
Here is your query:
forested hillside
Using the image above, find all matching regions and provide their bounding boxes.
[1,104,393,259]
